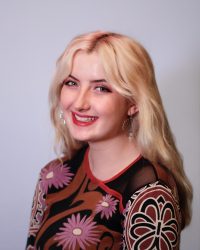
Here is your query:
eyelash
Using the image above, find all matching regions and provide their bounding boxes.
[63,80,77,86]
[95,85,111,93]
[63,80,112,93]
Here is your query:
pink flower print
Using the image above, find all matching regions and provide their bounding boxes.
[26,246,35,250]
[40,161,74,194]
[55,213,99,250]
[26,246,37,250]
[95,194,119,219]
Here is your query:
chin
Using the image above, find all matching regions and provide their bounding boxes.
[69,126,97,141]
[71,133,92,142]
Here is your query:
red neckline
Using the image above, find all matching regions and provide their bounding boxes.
[84,147,142,184]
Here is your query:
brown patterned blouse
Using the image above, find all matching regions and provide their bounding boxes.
[26,146,181,250]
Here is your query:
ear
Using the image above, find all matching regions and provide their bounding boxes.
[128,103,138,116]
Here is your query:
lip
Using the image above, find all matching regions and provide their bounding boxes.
[72,112,98,126]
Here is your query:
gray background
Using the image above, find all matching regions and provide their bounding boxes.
[0,0,199,249]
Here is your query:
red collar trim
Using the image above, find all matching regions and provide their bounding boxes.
[83,148,142,212]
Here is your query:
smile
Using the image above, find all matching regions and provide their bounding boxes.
[72,112,98,126]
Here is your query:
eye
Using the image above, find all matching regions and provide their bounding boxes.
[63,80,77,87]
[95,85,112,93]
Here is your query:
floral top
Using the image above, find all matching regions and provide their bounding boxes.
[26,146,181,250]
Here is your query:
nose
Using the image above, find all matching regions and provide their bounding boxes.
[74,88,90,111]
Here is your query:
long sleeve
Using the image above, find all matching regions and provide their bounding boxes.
[26,173,47,249]
[122,181,181,250]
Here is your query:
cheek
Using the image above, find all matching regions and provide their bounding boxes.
[60,88,71,109]
[100,98,128,118]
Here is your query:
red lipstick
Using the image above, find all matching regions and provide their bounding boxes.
[72,112,98,126]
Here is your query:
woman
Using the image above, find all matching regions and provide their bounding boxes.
[26,31,192,249]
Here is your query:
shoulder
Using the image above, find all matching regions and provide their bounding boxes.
[124,157,178,200]
[122,158,182,248]
[124,181,180,214]
[38,158,72,194]
[38,146,88,194]
[40,145,88,175]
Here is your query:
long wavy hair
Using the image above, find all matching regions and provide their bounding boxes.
[49,31,192,228]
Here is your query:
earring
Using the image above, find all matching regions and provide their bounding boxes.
[122,116,134,140]
[128,122,134,140]
[59,110,66,125]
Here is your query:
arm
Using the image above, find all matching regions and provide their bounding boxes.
[26,157,71,249]
[122,181,181,250]
[26,173,47,249]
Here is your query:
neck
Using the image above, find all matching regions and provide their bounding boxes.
[88,134,141,180]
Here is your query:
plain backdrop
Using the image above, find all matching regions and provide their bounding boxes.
[0,1,199,249]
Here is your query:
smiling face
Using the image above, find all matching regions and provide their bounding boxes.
[60,52,136,143]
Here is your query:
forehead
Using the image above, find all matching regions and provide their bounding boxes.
[68,51,132,102]
[71,51,106,79]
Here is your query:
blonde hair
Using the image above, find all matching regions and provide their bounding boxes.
[49,31,192,228]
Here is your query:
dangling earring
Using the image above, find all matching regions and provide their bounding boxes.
[59,110,66,125]
[122,115,134,140]
[128,117,134,141]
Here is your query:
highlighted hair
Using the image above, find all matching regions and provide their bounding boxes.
[49,31,192,227]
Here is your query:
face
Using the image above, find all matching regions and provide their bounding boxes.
[60,51,136,143]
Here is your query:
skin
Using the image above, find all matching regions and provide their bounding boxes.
[60,51,140,180]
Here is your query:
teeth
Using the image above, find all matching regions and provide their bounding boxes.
[75,114,96,122]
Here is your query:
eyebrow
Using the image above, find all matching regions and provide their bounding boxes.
[68,74,107,84]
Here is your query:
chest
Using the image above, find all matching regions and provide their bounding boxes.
[36,166,123,249]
